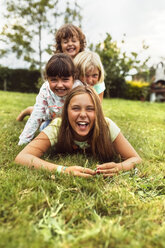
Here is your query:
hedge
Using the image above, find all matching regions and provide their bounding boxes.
[0,67,40,93]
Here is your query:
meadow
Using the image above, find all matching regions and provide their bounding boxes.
[0,90,165,248]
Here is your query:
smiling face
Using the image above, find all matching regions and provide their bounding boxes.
[80,67,100,86]
[61,35,81,58]
[48,76,74,97]
[67,93,95,141]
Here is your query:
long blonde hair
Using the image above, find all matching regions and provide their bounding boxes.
[55,85,115,162]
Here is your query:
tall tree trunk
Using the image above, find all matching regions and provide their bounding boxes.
[39,22,42,77]
[3,79,7,91]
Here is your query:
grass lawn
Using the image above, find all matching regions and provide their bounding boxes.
[0,90,165,248]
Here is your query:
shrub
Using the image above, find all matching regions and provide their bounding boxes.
[0,67,41,93]
[124,80,150,100]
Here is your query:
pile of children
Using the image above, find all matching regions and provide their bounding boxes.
[15,24,142,177]
[17,24,106,146]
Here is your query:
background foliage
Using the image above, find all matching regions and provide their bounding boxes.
[0,0,156,99]
[93,33,151,98]
[0,0,82,73]
[0,67,40,92]
[124,81,150,100]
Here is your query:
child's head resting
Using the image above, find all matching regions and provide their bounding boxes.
[44,53,75,97]
[55,23,86,58]
[74,51,105,86]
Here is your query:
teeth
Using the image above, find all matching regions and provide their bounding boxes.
[78,122,88,125]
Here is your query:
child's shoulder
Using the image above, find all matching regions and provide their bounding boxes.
[40,81,49,90]
[38,81,51,96]
[51,117,62,126]
[72,80,84,88]
[93,81,105,94]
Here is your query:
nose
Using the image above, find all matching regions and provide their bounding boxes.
[56,80,63,88]
[79,109,87,118]
[68,39,73,46]
[86,76,93,85]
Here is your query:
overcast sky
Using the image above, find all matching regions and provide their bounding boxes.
[1,0,165,68]
[81,0,165,67]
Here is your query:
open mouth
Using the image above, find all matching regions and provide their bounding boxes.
[55,89,67,95]
[88,82,94,86]
[77,121,89,130]
[55,89,66,92]
[67,48,75,52]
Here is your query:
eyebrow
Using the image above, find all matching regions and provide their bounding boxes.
[71,104,95,108]
[85,72,99,76]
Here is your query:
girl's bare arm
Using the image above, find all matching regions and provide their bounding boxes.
[15,132,95,177]
[15,132,58,171]
[96,132,142,176]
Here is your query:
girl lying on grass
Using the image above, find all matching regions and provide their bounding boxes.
[15,85,142,177]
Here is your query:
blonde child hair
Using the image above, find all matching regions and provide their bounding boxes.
[74,50,105,83]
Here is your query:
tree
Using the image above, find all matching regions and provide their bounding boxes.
[93,33,150,98]
[0,0,82,74]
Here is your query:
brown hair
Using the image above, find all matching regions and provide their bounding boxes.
[45,53,75,79]
[54,23,86,54]
[55,85,115,162]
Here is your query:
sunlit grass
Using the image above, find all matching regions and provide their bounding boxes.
[0,91,165,248]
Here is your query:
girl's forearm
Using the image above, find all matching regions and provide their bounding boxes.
[119,156,142,171]
[15,154,58,172]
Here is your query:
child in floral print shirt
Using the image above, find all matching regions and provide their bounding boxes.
[18,53,82,145]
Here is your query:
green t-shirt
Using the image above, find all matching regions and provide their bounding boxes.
[43,117,120,148]
[93,81,105,94]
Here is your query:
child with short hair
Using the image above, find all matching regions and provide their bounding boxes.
[18,53,82,145]
[74,50,106,101]
[55,23,86,58]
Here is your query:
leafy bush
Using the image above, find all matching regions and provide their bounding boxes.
[92,33,150,99]
[0,67,40,93]
[124,80,150,100]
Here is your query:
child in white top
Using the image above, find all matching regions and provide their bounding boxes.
[18,53,82,145]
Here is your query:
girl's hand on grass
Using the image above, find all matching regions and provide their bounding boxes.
[65,166,96,178]
[96,162,122,177]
